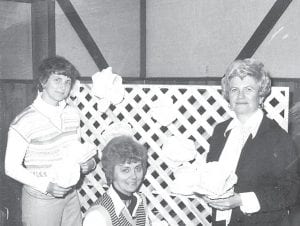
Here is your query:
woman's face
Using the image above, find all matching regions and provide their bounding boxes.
[113,161,144,196]
[41,73,72,106]
[228,76,263,118]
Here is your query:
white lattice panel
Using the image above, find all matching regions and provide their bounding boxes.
[73,84,289,226]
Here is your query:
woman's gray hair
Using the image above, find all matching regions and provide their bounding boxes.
[101,135,148,186]
[221,58,272,101]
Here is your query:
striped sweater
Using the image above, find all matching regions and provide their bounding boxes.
[5,95,81,192]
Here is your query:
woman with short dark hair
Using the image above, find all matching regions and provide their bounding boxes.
[83,135,150,226]
[5,56,96,226]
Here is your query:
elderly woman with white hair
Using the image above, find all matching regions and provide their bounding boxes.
[202,58,299,226]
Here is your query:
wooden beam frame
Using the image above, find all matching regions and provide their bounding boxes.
[140,0,146,78]
[31,0,56,80]
[56,0,108,71]
[236,0,293,60]
[0,0,32,3]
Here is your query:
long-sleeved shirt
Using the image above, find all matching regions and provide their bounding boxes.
[5,94,95,193]
[215,109,263,224]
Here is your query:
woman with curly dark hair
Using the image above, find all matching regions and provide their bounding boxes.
[83,135,150,226]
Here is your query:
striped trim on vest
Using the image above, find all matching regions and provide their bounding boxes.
[10,104,80,177]
[94,193,146,226]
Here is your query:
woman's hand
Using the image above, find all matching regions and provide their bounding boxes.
[202,193,242,210]
[46,182,72,198]
[80,158,96,174]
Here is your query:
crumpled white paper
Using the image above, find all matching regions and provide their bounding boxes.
[101,122,134,146]
[91,67,125,112]
[48,140,97,188]
[149,96,177,126]
[170,161,237,199]
[160,136,197,169]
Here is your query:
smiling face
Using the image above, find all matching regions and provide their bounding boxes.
[112,161,144,196]
[229,76,263,120]
[41,73,72,106]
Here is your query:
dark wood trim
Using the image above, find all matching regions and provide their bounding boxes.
[67,76,300,85]
[236,0,293,60]
[0,0,32,3]
[140,0,146,78]
[0,0,50,3]
[56,0,108,70]
[47,0,55,57]
[2,76,300,86]
[31,0,56,80]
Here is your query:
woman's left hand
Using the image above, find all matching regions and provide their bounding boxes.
[80,158,96,174]
[202,193,242,210]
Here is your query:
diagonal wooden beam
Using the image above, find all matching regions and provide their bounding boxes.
[140,0,146,78]
[56,0,108,70]
[236,0,293,60]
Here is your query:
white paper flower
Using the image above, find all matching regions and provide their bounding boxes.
[170,164,200,196]
[48,140,97,188]
[161,136,197,166]
[101,122,134,146]
[149,96,177,126]
[91,67,125,112]
[170,161,237,199]
[48,160,80,188]
[194,161,237,199]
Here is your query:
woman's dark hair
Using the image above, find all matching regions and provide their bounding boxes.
[37,56,80,91]
[101,135,148,185]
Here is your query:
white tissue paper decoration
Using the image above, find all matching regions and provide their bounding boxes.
[195,161,237,199]
[151,219,169,226]
[149,96,177,126]
[101,122,134,146]
[170,163,201,196]
[91,67,125,112]
[48,140,97,188]
[161,136,197,169]
[170,161,237,199]
[48,160,80,189]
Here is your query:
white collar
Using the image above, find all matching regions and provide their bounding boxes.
[107,186,142,217]
[32,92,67,117]
[225,109,263,139]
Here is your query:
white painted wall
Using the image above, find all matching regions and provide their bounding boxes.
[56,0,140,77]
[0,1,299,79]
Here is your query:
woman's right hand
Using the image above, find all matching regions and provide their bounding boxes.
[46,182,73,198]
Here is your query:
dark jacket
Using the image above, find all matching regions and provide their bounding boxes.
[207,115,299,226]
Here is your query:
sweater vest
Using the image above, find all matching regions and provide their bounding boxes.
[94,193,146,226]
[10,104,80,178]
